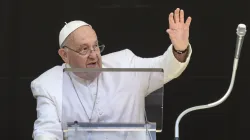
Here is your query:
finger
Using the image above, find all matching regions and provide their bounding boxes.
[166,29,175,36]
[185,16,192,27]
[166,29,176,42]
[174,8,180,23]
[180,9,184,23]
[168,12,175,28]
[166,29,171,34]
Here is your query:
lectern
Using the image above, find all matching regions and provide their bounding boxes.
[61,68,164,140]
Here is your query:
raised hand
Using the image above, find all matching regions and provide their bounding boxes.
[167,8,192,51]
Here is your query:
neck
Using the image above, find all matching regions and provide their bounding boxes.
[65,63,98,85]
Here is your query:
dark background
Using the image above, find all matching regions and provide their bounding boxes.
[2,0,250,139]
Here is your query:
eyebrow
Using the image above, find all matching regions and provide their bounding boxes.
[79,40,98,47]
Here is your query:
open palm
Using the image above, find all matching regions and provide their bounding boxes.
[167,8,192,51]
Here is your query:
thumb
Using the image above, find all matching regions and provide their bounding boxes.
[166,29,174,35]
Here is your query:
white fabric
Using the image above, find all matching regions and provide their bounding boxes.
[31,45,192,140]
[59,20,90,47]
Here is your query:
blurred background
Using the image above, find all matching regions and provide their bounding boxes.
[2,0,250,139]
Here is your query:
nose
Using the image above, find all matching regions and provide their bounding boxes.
[88,49,98,59]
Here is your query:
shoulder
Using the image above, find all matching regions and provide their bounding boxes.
[102,49,136,68]
[30,64,65,98]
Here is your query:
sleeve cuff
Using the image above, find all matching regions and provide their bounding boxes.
[168,44,192,64]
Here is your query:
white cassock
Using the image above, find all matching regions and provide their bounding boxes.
[31,45,192,140]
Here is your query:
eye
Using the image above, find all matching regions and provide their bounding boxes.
[78,47,87,52]
[82,47,88,51]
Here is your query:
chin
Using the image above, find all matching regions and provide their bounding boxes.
[86,65,98,68]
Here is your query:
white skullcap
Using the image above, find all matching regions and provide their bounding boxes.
[59,20,91,47]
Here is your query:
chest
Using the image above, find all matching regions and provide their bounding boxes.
[62,72,147,124]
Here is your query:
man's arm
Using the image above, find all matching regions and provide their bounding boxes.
[31,82,63,140]
[127,43,192,84]
[122,44,191,96]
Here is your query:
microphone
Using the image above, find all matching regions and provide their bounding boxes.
[235,24,247,59]
[174,23,247,140]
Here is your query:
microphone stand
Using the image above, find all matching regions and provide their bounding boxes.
[174,24,247,140]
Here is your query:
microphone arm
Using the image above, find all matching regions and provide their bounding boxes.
[174,24,247,140]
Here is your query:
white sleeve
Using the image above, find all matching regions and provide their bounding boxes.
[126,44,192,94]
[31,82,63,140]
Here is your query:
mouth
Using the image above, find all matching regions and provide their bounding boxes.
[87,62,98,68]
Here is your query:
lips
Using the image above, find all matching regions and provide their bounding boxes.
[87,62,97,68]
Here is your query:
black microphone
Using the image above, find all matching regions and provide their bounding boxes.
[235,24,247,59]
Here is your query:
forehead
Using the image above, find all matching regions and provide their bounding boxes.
[71,26,97,46]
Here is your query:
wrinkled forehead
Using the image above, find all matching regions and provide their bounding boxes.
[71,26,98,47]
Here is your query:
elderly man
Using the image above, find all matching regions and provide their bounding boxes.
[31,8,192,140]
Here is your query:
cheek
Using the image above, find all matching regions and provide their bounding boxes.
[97,55,102,64]
[77,57,88,67]
[69,55,88,68]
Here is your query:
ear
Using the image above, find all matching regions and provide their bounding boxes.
[58,48,69,63]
